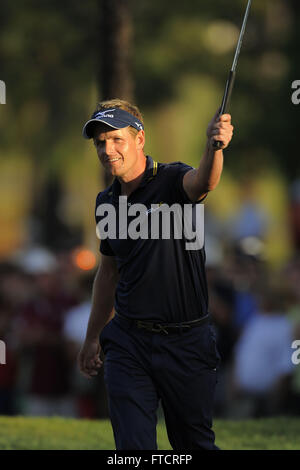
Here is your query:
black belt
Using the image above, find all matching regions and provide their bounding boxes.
[115,312,210,335]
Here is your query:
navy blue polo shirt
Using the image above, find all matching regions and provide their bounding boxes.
[95,155,209,323]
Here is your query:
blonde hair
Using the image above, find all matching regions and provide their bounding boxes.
[94,99,144,137]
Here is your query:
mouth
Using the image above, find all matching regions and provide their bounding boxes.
[105,157,121,163]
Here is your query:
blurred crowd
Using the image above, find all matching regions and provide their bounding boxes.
[207,248,300,418]
[1,180,300,420]
[206,177,300,418]
[0,247,108,419]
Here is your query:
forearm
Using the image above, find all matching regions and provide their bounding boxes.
[197,141,224,192]
[183,142,223,202]
[85,264,118,342]
[183,111,232,202]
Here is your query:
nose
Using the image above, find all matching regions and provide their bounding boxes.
[105,139,115,155]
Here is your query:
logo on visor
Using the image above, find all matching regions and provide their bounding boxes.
[135,122,143,130]
[94,109,115,119]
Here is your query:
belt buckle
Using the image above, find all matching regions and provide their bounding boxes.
[152,324,169,335]
[137,320,169,335]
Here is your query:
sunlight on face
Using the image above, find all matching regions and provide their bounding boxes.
[93,124,143,179]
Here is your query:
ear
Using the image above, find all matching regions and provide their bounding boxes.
[136,130,145,151]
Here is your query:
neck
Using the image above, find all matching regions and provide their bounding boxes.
[119,155,147,197]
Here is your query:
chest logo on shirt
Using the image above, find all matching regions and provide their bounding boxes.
[146,201,164,214]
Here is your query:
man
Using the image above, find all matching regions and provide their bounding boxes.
[78,99,233,450]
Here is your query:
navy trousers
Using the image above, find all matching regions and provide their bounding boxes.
[99,314,221,450]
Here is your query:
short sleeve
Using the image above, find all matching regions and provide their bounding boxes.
[163,162,207,204]
[95,191,115,257]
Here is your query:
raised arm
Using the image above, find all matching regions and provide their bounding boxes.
[183,110,234,202]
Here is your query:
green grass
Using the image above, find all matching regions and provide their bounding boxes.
[0,416,299,450]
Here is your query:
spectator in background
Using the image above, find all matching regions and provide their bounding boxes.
[208,272,237,417]
[222,178,270,334]
[222,247,264,335]
[63,273,109,419]
[279,257,300,414]
[0,295,18,415]
[0,262,33,310]
[0,261,33,415]
[226,178,269,242]
[230,282,294,418]
[13,247,79,417]
[205,236,238,416]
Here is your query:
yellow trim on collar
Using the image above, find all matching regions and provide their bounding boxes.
[153,161,158,176]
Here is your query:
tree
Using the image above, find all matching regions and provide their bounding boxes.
[98,0,134,187]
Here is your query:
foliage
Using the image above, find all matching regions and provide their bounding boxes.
[132,0,300,178]
[0,0,299,251]
[0,0,299,177]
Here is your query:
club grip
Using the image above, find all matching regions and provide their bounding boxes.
[213,140,223,150]
[213,70,236,150]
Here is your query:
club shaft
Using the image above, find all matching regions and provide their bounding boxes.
[220,70,236,115]
[232,0,252,72]
[213,0,252,150]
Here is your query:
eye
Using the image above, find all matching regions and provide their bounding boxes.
[94,139,105,147]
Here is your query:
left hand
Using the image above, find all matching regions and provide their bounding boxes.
[206,110,234,150]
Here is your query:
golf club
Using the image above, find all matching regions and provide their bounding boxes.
[213,0,252,150]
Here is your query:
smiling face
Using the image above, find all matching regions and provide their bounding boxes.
[93,124,145,181]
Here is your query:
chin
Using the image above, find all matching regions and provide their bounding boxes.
[109,167,122,177]
[104,160,124,176]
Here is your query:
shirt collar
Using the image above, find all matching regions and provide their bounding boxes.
[111,155,157,203]
[140,155,155,187]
